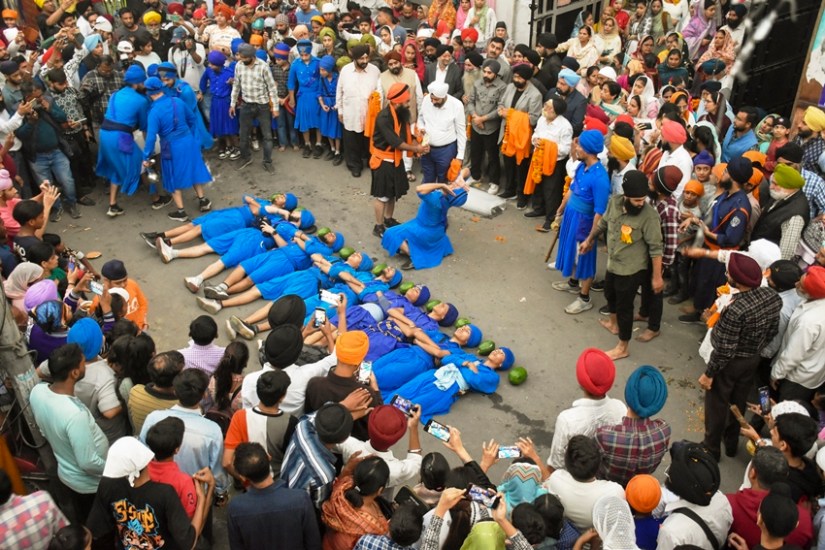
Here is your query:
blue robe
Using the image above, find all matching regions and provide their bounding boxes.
[205,227,275,267]
[192,205,255,241]
[167,78,214,150]
[318,73,342,139]
[373,332,461,395]
[256,266,327,301]
[288,57,321,132]
[382,191,454,269]
[96,87,149,195]
[200,65,238,138]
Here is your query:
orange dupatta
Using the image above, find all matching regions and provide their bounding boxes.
[500,109,532,164]
[524,139,558,195]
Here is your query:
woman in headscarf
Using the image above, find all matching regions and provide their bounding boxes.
[657,31,689,63]
[377,25,394,56]
[695,28,736,76]
[680,0,717,61]
[288,39,322,158]
[557,26,600,74]
[629,74,660,119]
[402,38,425,83]
[318,26,344,59]
[594,16,622,66]
[657,47,689,86]
[498,462,548,514]
[630,35,655,62]
[427,0,456,34]
[4,262,43,312]
[696,90,731,139]
[669,90,694,127]
[575,495,640,550]
[570,10,596,39]
[318,55,343,162]
[28,300,70,365]
[661,0,689,31]
[456,0,471,30]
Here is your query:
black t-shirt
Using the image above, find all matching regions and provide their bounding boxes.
[788,458,822,503]
[13,235,41,262]
[87,476,196,550]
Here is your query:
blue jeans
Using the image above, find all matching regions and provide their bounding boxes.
[30,149,76,208]
[277,107,298,147]
[421,141,457,183]
[238,103,273,163]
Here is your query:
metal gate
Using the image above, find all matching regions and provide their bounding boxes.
[531,0,606,43]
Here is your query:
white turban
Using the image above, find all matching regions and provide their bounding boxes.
[102,437,154,487]
[416,28,434,39]
[428,81,449,98]
[598,66,617,81]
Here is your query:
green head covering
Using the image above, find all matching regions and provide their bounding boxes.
[360,33,376,47]
[460,522,506,549]
[346,38,360,51]
[318,27,336,41]
[336,56,352,69]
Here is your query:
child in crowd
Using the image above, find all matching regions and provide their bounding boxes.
[667,180,704,304]
[625,474,663,550]
[317,55,342,163]
[691,149,716,213]
[272,42,300,151]
[763,115,790,176]
[200,50,240,160]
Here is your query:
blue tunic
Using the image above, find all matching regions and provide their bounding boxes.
[192,205,255,241]
[200,66,238,138]
[256,267,325,301]
[318,73,342,139]
[382,191,454,270]
[96,87,148,194]
[143,95,212,192]
[288,57,321,132]
[167,78,214,150]
[373,332,461,395]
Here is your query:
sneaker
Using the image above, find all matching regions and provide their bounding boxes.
[524,210,545,218]
[65,203,81,219]
[107,204,125,217]
[196,296,223,314]
[324,149,336,161]
[236,158,253,171]
[536,223,551,233]
[184,276,202,293]
[228,148,242,160]
[302,145,312,158]
[312,144,324,159]
[77,195,96,206]
[400,258,414,270]
[262,162,274,174]
[49,206,63,223]
[678,312,703,325]
[332,153,344,166]
[464,175,476,185]
[225,318,237,340]
[551,279,580,293]
[198,197,212,212]
[565,296,593,314]
[218,148,230,159]
[373,224,385,238]
[599,304,610,315]
[384,217,400,228]
[204,285,229,301]
[498,190,517,200]
[487,183,500,195]
[591,280,605,292]
[230,315,257,340]
[157,237,176,263]
[140,232,160,248]
[251,139,260,151]
[168,209,189,222]
[152,195,173,209]
[515,201,527,210]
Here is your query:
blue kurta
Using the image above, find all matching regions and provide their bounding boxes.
[96,87,149,194]
[168,78,214,150]
[288,57,321,132]
[382,191,454,270]
[200,65,238,138]
[192,205,255,241]
[373,331,461,395]
[318,73,341,139]
[256,267,325,301]
[143,95,212,191]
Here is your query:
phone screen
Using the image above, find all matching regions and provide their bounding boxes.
[357,361,372,384]
[313,307,326,328]
[89,280,104,296]
[758,386,771,415]
[424,420,450,441]
[468,484,499,508]
[498,446,521,459]
[391,395,414,416]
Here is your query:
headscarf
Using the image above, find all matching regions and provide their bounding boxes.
[681,2,716,60]
[497,463,548,512]
[755,113,781,145]
[102,437,153,487]
[24,280,59,311]
[67,318,104,361]
[33,301,64,333]
[632,35,654,61]
[402,39,425,82]
[592,495,640,550]
[460,521,506,549]
[696,27,735,72]
[4,263,43,303]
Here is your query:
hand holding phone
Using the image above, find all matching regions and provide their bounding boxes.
[498,446,521,459]
[390,395,414,416]
[758,386,771,415]
[468,484,500,509]
[357,360,372,384]
[89,279,104,296]
[313,307,326,328]
[424,419,450,441]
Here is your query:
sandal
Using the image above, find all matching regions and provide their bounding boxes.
[406,171,416,182]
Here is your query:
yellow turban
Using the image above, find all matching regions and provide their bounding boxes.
[335,330,369,365]
[142,10,162,24]
[804,106,825,133]
[318,27,336,41]
[608,135,636,162]
[772,163,805,190]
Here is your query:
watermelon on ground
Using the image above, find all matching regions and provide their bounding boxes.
[339,246,355,259]
[478,340,495,355]
[508,367,528,385]
[399,282,415,294]
[372,263,388,276]
[455,317,471,328]
[425,299,441,312]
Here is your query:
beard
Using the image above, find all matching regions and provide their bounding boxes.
[799,128,813,139]
[624,198,644,216]
[394,105,411,123]
[513,80,527,90]
[719,176,733,191]
[356,60,369,69]
[606,157,621,176]
[389,65,402,75]
[483,75,495,83]
[769,188,791,201]
[660,141,671,152]
[726,17,741,29]
[648,190,659,200]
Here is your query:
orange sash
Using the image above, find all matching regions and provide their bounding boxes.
[500,109,532,164]
[524,139,558,195]
[368,104,412,170]
[364,91,381,138]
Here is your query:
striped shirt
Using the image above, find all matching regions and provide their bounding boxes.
[127,384,179,435]
[281,415,337,509]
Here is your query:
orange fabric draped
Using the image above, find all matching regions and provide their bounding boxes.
[364,91,382,138]
[524,139,558,195]
[500,109,532,164]
[368,105,412,170]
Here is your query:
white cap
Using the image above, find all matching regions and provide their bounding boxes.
[93,17,113,32]
[428,81,449,98]
[117,40,134,53]
[598,66,617,81]
[321,2,336,13]
[416,28,434,38]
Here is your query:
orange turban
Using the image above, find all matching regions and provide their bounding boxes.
[712,162,727,182]
[742,150,766,168]
[336,331,370,365]
[214,3,234,19]
[249,34,263,46]
[608,135,636,161]
[626,474,662,513]
[387,82,410,104]
[684,180,705,197]
[748,167,763,187]
[1,9,17,19]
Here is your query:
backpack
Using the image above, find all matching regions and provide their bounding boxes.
[204,386,242,437]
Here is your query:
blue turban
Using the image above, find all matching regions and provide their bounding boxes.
[231,37,244,55]
[157,61,177,74]
[388,269,402,288]
[700,59,726,75]
[298,209,315,229]
[284,193,298,210]
[439,303,458,327]
[412,285,430,307]
[83,34,102,52]
[499,347,515,370]
[123,65,146,85]
[727,155,754,184]
[319,54,336,72]
[296,39,312,55]
[146,63,159,77]
[331,232,345,252]
[466,324,483,347]
[579,129,604,155]
[67,317,104,361]
[255,49,268,61]
[34,300,64,333]
[624,365,668,418]
[207,50,226,66]
[448,188,468,207]
[558,67,581,88]
[357,253,374,273]
[144,76,164,92]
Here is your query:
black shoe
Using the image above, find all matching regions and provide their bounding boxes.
[262,162,275,174]
[384,217,400,228]
[668,293,689,305]
[168,209,189,222]
[324,149,336,161]
[372,224,385,238]
[332,154,344,166]
[599,304,610,315]
[49,206,63,223]
[523,210,545,218]
[152,195,173,209]
[198,197,212,212]
[107,204,125,217]
[313,144,324,159]
[302,145,312,158]
[237,158,253,170]
[515,201,528,210]
[400,258,414,270]
[536,223,551,233]
[140,232,161,248]
[724,439,738,458]
[351,169,361,178]
[77,195,96,206]
[65,203,81,219]
[678,312,702,324]
[498,190,516,200]
[591,280,605,292]
[663,285,678,297]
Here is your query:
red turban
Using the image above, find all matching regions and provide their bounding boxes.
[384,50,402,63]
[584,115,608,136]
[576,348,616,397]
[586,103,610,124]
[614,113,634,127]
[661,119,687,145]
[803,266,825,299]
[728,253,762,288]
[460,28,479,43]
[214,3,234,19]
[368,405,408,451]
[168,3,184,15]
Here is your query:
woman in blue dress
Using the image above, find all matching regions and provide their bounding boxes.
[288,39,322,158]
[317,55,342,162]
[157,62,214,151]
[142,77,212,222]
[200,50,239,159]
[394,346,514,423]
[382,183,468,270]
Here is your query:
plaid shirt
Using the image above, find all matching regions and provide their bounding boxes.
[354,534,414,550]
[596,416,672,486]
[706,286,782,376]
[796,135,825,178]
[654,194,680,267]
[230,58,278,108]
[802,168,825,219]
[0,491,68,550]
[79,69,125,124]
[179,341,226,376]
[272,64,290,99]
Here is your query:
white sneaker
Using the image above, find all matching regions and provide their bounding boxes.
[487,183,500,195]
[464,175,476,185]
[565,296,594,314]
[184,276,202,293]
[552,280,580,293]
[225,319,237,340]
[157,237,175,263]
[547,261,556,270]
[196,296,222,314]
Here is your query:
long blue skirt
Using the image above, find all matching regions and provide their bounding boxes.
[242,250,295,284]
[394,372,459,424]
[193,207,253,242]
[96,130,142,194]
[318,108,342,139]
[159,133,212,191]
[373,346,435,396]
[220,231,273,268]
[382,220,452,270]
[554,208,597,280]
[209,95,239,138]
[294,94,321,132]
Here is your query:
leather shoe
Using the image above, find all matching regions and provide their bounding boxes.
[523,210,545,218]
[351,169,362,178]
[332,154,344,166]
[724,439,738,458]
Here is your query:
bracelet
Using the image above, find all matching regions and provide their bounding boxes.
[408,448,422,454]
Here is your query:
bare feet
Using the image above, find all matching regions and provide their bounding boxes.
[679,303,696,315]
[604,343,629,360]
[635,329,660,343]
[633,314,648,322]
[598,318,619,335]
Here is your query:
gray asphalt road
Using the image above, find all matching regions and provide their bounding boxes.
[55,147,748,547]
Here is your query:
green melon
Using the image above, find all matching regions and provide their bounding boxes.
[399,282,415,294]
[455,317,471,328]
[372,263,388,276]
[269,193,283,202]
[478,340,496,355]
[425,299,441,312]
[317,227,331,238]
[508,367,528,385]
[339,246,355,259]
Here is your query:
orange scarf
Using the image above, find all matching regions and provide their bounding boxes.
[524,139,558,195]
[369,104,412,170]
[364,91,382,138]
[322,476,389,550]
[500,109,532,164]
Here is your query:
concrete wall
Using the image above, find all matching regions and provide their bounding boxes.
[495,0,533,45]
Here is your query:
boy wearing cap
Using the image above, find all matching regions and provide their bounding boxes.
[90,259,149,330]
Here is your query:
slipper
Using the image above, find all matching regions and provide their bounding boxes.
[406,171,416,182]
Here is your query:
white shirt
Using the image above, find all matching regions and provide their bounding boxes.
[462,6,497,48]
[337,438,422,489]
[771,298,825,389]
[434,65,448,85]
[610,163,634,196]
[762,288,803,359]
[659,145,693,200]
[0,110,23,151]
[544,470,625,531]
[657,492,733,550]
[336,62,381,133]
[200,24,241,53]
[168,44,207,92]
[417,94,467,158]
[533,115,573,160]
[546,396,626,470]
[242,354,337,414]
